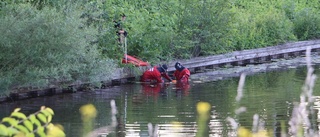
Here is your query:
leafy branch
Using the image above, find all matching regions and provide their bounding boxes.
[0,106,65,137]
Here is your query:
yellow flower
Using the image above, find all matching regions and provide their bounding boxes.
[238,127,272,137]
[238,127,252,137]
[79,104,97,121]
[253,130,270,137]
[197,102,211,115]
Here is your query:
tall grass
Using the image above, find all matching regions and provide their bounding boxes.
[227,47,318,137]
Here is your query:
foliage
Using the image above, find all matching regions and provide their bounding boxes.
[173,0,235,57]
[79,0,320,61]
[106,0,319,60]
[2,0,320,62]
[230,2,297,50]
[99,0,179,63]
[292,8,320,40]
[0,106,65,137]
[0,3,117,94]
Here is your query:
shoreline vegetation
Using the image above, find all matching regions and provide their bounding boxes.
[1,0,320,95]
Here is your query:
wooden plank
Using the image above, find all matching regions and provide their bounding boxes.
[169,40,320,66]
[176,44,320,70]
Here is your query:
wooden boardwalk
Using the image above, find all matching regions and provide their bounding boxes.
[167,40,320,73]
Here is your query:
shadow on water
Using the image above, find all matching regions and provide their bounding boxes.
[0,66,320,136]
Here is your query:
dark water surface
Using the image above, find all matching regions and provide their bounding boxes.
[1,66,320,136]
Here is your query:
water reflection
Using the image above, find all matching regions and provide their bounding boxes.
[313,96,320,136]
[1,67,320,136]
[125,82,193,137]
[140,82,191,100]
[209,109,230,136]
[141,83,168,99]
[173,82,191,97]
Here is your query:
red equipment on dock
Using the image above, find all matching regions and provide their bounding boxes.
[121,54,150,67]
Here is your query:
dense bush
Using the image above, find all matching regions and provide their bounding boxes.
[171,0,234,57]
[0,3,116,94]
[293,8,320,40]
[230,2,297,50]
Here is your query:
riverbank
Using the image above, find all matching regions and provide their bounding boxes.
[1,40,320,103]
[1,53,316,103]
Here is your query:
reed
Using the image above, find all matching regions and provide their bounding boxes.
[227,46,319,137]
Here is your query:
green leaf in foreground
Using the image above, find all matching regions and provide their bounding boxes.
[2,117,19,126]
[36,113,47,123]
[23,119,34,132]
[0,124,8,136]
[11,111,28,119]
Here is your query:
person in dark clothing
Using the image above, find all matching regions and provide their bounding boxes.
[114,14,127,44]
[141,64,172,83]
[114,20,121,29]
[114,14,126,29]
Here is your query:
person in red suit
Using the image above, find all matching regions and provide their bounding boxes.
[173,62,190,83]
[141,64,172,83]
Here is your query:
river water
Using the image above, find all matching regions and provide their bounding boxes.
[0,66,320,137]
